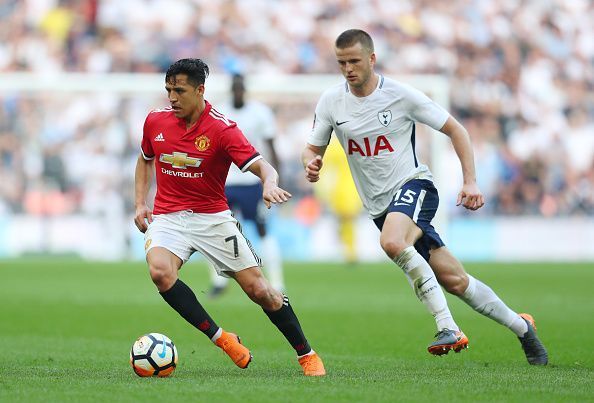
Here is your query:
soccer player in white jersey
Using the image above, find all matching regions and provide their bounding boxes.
[302,29,547,365]
[207,73,285,297]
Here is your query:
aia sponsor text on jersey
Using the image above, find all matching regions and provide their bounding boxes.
[347,135,394,156]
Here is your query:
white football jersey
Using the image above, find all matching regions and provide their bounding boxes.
[308,75,449,218]
[218,100,276,185]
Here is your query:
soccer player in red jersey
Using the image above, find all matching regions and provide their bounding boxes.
[134,58,325,376]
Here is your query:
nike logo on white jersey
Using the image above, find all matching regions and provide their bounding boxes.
[154,133,165,142]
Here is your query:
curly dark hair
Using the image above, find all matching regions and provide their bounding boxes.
[165,58,210,87]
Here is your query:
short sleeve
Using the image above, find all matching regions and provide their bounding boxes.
[307,92,334,147]
[404,85,449,131]
[220,126,262,172]
[140,115,155,159]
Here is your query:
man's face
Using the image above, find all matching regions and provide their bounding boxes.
[335,42,375,89]
[231,79,245,107]
[165,74,204,120]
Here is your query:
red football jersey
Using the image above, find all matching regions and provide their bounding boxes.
[141,101,262,214]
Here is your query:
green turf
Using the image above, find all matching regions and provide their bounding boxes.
[0,259,593,402]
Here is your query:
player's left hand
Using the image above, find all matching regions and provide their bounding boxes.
[456,182,485,211]
[263,184,292,209]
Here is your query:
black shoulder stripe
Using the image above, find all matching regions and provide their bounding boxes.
[141,148,155,160]
[238,152,261,170]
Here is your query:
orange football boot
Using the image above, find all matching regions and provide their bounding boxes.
[215,331,252,369]
[298,352,326,376]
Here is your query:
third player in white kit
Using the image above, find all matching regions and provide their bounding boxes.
[208,73,285,297]
[302,29,548,364]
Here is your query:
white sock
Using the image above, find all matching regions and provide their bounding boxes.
[297,349,315,359]
[460,275,528,336]
[209,263,229,288]
[210,327,223,343]
[262,235,284,291]
[394,246,458,331]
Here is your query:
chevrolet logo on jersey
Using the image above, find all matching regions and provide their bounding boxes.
[159,152,203,169]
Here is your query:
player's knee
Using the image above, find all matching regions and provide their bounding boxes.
[250,284,269,303]
[247,281,281,310]
[380,238,408,259]
[149,264,176,291]
[441,272,469,296]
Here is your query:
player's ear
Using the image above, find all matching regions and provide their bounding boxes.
[370,52,376,66]
[196,84,205,96]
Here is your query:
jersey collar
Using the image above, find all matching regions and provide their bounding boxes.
[345,74,384,99]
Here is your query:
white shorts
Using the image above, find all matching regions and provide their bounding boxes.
[144,210,261,277]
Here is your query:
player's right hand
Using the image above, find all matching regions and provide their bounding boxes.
[305,155,323,182]
[134,204,153,233]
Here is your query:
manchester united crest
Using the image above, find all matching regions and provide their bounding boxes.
[194,135,210,151]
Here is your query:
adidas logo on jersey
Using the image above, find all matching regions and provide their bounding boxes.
[154,133,165,142]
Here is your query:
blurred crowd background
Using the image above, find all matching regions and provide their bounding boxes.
[0,0,593,256]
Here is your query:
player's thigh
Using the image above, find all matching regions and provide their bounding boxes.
[188,212,262,278]
[144,213,194,268]
[428,246,468,294]
[380,179,443,253]
[380,212,423,247]
[146,247,183,274]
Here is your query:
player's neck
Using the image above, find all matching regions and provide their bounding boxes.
[349,73,379,98]
[184,100,206,129]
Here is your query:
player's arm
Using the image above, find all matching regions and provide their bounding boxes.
[134,154,154,232]
[302,144,327,183]
[265,139,281,171]
[247,159,292,208]
[439,116,485,211]
[265,138,282,187]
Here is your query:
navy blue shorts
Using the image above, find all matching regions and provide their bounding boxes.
[225,183,265,226]
[373,179,445,261]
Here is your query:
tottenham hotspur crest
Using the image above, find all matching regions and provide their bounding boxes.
[378,110,392,127]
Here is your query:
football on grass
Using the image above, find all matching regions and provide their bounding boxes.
[130,333,178,377]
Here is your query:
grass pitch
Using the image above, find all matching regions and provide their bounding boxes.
[0,259,593,402]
